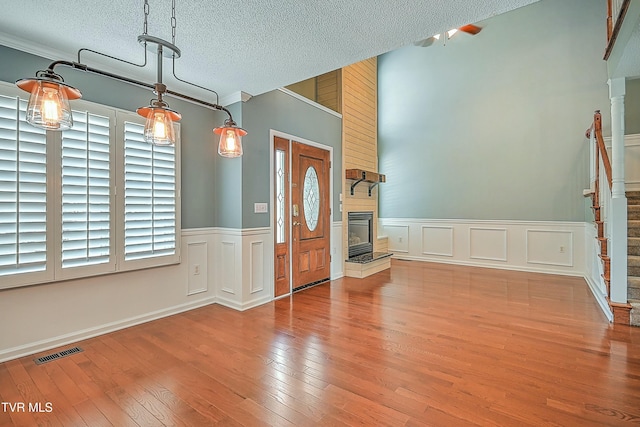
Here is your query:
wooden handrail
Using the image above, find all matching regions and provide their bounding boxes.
[604,0,631,60]
[593,111,613,190]
[586,110,613,191]
[607,0,613,42]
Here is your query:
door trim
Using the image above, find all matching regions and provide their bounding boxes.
[269,129,334,298]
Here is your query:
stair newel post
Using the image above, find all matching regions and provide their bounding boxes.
[608,78,629,314]
[593,114,600,211]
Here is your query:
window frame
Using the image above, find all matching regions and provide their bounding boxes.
[0,81,181,290]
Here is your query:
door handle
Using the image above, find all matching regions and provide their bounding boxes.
[292,221,301,226]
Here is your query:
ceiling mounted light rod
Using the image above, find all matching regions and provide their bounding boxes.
[27,59,237,126]
[14,0,246,157]
[135,35,182,146]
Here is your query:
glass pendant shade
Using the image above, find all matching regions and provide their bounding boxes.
[137,105,181,146]
[214,122,247,158]
[16,76,81,131]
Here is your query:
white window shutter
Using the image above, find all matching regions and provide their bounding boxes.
[60,111,111,268]
[123,121,176,261]
[0,94,47,276]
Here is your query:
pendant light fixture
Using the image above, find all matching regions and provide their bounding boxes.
[135,33,183,146]
[214,118,247,158]
[15,0,245,155]
[16,69,82,130]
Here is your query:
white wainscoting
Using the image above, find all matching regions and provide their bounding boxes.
[0,227,276,363]
[469,227,508,262]
[186,241,208,295]
[213,227,273,311]
[421,226,453,257]
[380,218,587,276]
[332,221,344,279]
[583,223,613,321]
[385,225,410,253]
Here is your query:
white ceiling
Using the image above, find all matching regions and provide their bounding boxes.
[0,0,539,103]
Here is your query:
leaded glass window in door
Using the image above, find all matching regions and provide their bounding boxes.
[275,149,286,243]
[303,166,319,231]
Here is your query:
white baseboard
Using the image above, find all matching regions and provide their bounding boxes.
[391,254,585,277]
[583,274,613,322]
[0,297,216,363]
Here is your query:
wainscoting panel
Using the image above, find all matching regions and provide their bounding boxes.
[422,226,454,257]
[186,241,208,295]
[250,241,265,294]
[469,228,507,262]
[526,229,573,267]
[379,218,586,276]
[382,224,409,253]
[220,241,237,295]
[332,221,344,279]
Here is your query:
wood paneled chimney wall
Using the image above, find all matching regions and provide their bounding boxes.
[341,57,387,265]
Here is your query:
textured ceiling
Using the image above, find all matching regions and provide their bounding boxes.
[0,0,539,103]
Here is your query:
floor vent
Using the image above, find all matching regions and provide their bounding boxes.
[34,347,83,365]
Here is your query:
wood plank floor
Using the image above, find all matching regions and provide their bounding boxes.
[2,260,640,426]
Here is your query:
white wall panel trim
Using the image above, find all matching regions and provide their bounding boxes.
[382,224,409,253]
[220,241,237,294]
[469,227,508,262]
[250,241,265,294]
[526,229,574,267]
[332,221,344,279]
[186,241,208,295]
[421,225,454,257]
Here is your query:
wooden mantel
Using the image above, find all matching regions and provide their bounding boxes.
[346,168,386,196]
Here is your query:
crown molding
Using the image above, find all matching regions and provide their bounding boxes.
[220,91,253,106]
[0,31,71,62]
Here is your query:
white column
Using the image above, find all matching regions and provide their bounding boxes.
[608,78,627,304]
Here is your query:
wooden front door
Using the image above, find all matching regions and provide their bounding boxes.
[291,141,331,289]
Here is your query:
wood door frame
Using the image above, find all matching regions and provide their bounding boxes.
[269,129,334,299]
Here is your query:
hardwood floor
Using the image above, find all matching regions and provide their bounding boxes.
[2,260,640,426]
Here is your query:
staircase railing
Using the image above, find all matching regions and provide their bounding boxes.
[586,110,613,299]
[605,0,631,59]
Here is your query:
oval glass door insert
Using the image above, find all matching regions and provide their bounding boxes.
[303,166,320,231]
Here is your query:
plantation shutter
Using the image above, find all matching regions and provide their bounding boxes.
[0,94,47,276]
[60,111,111,268]
[123,121,176,261]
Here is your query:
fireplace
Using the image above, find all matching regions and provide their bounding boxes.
[348,211,373,258]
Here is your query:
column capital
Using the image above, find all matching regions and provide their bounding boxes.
[608,77,626,99]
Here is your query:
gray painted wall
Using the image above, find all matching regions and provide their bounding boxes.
[0,44,224,229]
[240,90,342,228]
[378,0,610,222]
[215,102,244,229]
[626,78,640,135]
